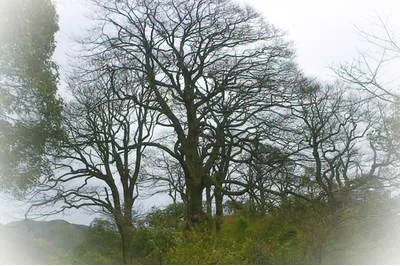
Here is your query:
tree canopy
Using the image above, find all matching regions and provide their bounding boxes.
[0,0,61,191]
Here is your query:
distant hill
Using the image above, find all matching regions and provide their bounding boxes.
[0,219,89,264]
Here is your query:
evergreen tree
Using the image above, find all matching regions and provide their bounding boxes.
[0,0,61,191]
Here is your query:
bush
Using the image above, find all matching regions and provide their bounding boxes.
[67,201,337,264]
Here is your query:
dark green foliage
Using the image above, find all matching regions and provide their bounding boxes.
[146,203,185,230]
[69,216,180,264]
[128,226,177,264]
[0,0,62,191]
[71,220,122,264]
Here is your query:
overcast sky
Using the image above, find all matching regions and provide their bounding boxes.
[1,0,400,225]
[53,0,400,82]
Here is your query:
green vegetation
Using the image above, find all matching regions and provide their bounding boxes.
[4,197,399,265]
[0,0,62,191]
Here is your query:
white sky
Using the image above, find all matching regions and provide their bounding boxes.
[247,0,400,79]
[1,0,400,225]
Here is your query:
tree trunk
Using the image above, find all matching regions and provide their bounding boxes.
[215,185,223,232]
[185,178,205,229]
[120,227,133,264]
[206,183,212,217]
[115,214,134,264]
[183,116,206,228]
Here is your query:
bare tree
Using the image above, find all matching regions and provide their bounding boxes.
[363,102,400,191]
[27,68,156,264]
[334,17,400,195]
[88,0,295,227]
[143,150,187,205]
[335,16,400,103]
[290,80,374,206]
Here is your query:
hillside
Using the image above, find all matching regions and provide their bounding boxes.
[0,219,88,264]
[1,200,400,264]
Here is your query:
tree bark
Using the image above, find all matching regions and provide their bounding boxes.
[115,214,134,264]
[215,185,223,232]
[120,227,133,264]
[185,177,205,229]
[206,183,212,218]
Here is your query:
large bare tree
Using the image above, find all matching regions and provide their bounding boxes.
[28,68,156,264]
[88,0,295,228]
